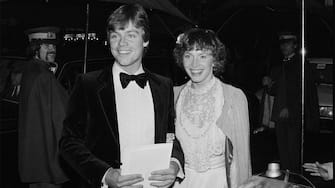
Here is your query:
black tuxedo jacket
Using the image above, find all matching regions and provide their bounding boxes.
[59,65,184,187]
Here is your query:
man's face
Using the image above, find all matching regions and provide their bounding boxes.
[36,43,56,63]
[108,21,149,74]
[280,40,296,58]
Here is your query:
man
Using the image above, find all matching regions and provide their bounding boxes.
[262,32,319,173]
[59,4,184,188]
[19,26,69,188]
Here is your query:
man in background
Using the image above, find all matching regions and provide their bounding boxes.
[19,26,69,188]
[262,31,319,173]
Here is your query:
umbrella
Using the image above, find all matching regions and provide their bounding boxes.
[202,0,332,89]
[205,0,332,58]
[0,0,194,68]
[98,0,193,23]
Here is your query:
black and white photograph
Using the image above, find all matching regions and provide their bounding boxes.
[0,0,333,188]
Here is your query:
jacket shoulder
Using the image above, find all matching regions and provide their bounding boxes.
[80,69,104,80]
[150,72,172,84]
[77,69,106,85]
[221,82,246,100]
[147,71,173,91]
[74,69,106,92]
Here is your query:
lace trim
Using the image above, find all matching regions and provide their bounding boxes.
[188,76,216,95]
[176,77,226,172]
[180,78,221,138]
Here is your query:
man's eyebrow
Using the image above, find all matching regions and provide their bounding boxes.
[112,29,141,34]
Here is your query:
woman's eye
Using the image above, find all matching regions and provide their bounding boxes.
[110,34,118,40]
[183,54,190,59]
[128,33,137,39]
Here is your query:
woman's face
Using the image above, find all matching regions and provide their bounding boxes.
[182,48,214,89]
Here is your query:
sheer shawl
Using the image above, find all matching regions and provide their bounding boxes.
[174,81,251,187]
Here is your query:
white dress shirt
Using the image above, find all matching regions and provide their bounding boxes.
[112,63,155,162]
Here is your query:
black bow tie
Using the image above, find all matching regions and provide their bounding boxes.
[120,72,148,89]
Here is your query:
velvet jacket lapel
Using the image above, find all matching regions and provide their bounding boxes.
[146,70,165,143]
[96,66,119,146]
[95,66,165,145]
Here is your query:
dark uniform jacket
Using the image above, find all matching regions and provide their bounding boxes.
[59,65,184,188]
[269,55,319,132]
[18,58,69,183]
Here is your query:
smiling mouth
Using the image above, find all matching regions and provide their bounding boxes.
[118,50,131,54]
[190,69,203,74]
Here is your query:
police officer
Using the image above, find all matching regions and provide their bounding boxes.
[25,26,60,73]
[262,31,319,173]
[18,26,69,188]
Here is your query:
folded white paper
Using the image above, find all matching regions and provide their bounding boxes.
[121,143,173,188]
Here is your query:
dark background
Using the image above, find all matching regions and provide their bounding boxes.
[0,0,333,187]
[0,0,333,91]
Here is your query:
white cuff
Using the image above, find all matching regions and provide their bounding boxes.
[324,162,333,180]
[101,168,112,188]
[171,157,184,179]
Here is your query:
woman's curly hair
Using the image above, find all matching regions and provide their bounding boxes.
[173,28,227,76]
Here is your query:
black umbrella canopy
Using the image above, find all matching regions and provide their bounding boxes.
[0,0,193,32]
[0,2,87,29]
[197,0,333,92]
[211,0,331,16]
[202,0,333,63]
[87,1,194,38]
[207,7,333,57]
[96,0,195,40]
[98,0,193,23]
[0,1,194,58]
[0,2,90,57]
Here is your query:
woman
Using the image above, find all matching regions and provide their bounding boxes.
[173,28,251,188]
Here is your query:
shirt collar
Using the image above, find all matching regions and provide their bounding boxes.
[112,62,144,75]
[283,53,295,62]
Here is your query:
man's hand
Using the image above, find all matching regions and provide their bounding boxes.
[262,76,273,88]
[105,168,144,188]
[148,161,179,188]
[303,162,333,181]
[279,108,289,119]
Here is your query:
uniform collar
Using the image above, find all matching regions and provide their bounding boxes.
[283,53,296,62]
